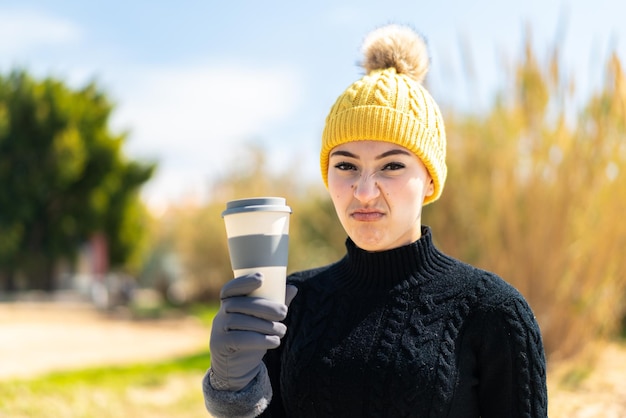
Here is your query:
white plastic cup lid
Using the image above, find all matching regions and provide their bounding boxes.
[222,197,292,217]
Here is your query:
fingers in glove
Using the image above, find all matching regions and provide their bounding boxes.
[220,312,287,337]
[218,330,282,352]
[221,296,288,321]
[220,273,263,299]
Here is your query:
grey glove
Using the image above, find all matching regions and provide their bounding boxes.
[209,273,297,392]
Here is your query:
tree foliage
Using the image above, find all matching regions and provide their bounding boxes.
[0,70,155,291]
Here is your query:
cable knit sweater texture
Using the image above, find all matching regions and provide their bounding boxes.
[203,227,548,417]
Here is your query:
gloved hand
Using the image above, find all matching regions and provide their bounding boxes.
[209,273,298,392]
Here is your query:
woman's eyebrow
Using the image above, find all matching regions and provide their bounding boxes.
[376,149,411,159]
[330,149,411,159]
[330,150,358,159]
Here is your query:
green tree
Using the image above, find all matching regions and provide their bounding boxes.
[0,70,155,291]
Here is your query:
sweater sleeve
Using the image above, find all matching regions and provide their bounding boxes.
[476,296,548,418]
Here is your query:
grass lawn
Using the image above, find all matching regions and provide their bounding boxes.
[0,350,212,418]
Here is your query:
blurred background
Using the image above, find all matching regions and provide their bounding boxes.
[1,0,625,416]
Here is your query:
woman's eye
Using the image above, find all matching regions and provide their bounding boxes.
[334,162,357,171]
[383,162,405,171]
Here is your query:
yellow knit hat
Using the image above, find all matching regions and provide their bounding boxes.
[320,24,447,205]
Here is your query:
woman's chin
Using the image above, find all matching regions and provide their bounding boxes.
[351,233,388,252]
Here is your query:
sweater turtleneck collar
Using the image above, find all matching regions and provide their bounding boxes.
[335,226,451,291]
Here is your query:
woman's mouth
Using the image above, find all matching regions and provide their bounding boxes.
[351,209,384,222]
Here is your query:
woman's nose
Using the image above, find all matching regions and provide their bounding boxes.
[354,172,380,202]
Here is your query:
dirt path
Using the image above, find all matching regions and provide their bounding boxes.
[0,300,210,380]
[548,342,626,417]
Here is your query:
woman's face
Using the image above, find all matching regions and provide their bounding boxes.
[327,140,434,252]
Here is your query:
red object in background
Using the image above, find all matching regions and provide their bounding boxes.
[90,233,108,277]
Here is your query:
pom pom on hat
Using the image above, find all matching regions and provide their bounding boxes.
[320,24,447,205]
[361,24,430,83]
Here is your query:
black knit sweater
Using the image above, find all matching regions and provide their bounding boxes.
[260,226,547,417]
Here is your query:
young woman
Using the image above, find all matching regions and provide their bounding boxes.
[203,24,548,418]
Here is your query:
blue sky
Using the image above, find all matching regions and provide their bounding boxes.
[1,0,624,213]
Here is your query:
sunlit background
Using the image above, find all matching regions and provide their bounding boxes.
[2,0,624,212]
[1,1,626,417]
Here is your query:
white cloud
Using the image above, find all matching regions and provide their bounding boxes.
[115,65,300,155]
[0,10,81,54]
[110,64,304,211]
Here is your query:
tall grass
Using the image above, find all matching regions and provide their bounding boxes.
[426,43,626,361]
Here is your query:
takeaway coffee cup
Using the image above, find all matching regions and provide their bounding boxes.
[222,197,292,303]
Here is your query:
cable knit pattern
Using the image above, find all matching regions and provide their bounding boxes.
[248,226,547,417]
